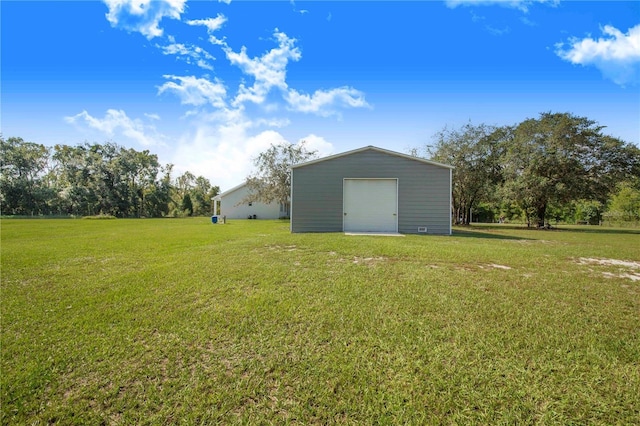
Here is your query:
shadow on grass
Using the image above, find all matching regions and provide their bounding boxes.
[452,227,532,240]
[553,226,640,236]
[456,224,640,238]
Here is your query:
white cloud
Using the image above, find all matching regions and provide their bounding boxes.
[157,43,216,70]
[186,14,227,33]
[220,29,370,116]
[196,60,213,70]
[297,134,334,158]
[97,1,366,190]
[103,0,186,39]
[65,109,164,146]
[285,87,370,117]
[289,0,308,15]
[161,43,190,55]
[556,24,640,86]
[158,75,228,108]
[445,0,558,13]
[253,117,291,128]
[171,129,273,191]
[469,10,511,35]
[486,25,510,36]
[224,30,302,106]
[165,105,335,190]
[520,16,536,27]
[208,35,228,47]
[218,0,231,4]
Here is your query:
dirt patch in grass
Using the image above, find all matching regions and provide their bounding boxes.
[486,264,512,270]
[264,244,299,252]
[455,263,513,272]
[351,256,386,265]
[578,258,640,269]
[602,272,640,282]
[324,253,388,267]
[511,239,557,245]
[576,257,640,282]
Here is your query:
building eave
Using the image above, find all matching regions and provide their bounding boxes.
[291,145,454,170]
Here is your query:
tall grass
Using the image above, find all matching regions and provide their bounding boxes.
[2,219,639,424]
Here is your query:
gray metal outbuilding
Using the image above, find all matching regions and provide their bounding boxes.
[290,146,453,235]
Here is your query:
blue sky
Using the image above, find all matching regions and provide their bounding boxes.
[2,0,639,191]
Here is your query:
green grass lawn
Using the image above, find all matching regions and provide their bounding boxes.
[2,218,639,425]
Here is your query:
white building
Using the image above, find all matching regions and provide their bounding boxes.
[213,182,288,220]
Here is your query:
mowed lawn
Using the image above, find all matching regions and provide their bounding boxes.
[1,218,639,425]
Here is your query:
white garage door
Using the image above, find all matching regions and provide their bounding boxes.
[343,179,398,233]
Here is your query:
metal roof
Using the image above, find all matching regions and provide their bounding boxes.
[291,145,454,170]
[212,181,247,201]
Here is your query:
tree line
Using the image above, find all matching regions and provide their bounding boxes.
[416,112,640,227]
[3,111,639,225]
[0,137,219,218]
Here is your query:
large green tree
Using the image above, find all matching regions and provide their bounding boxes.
[604,182,640,224]
[169,171,219,217]
[420,123,506,225]
[246,142,318,209]
[143,164,174,218]
[190,176,220,216]
[116,148,161,217]
[501,112,639,227]
[2,137,220,218]
[53,142,169,217]
[0,136,54,215]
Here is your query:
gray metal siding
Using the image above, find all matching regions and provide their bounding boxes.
[291,150,451,234]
